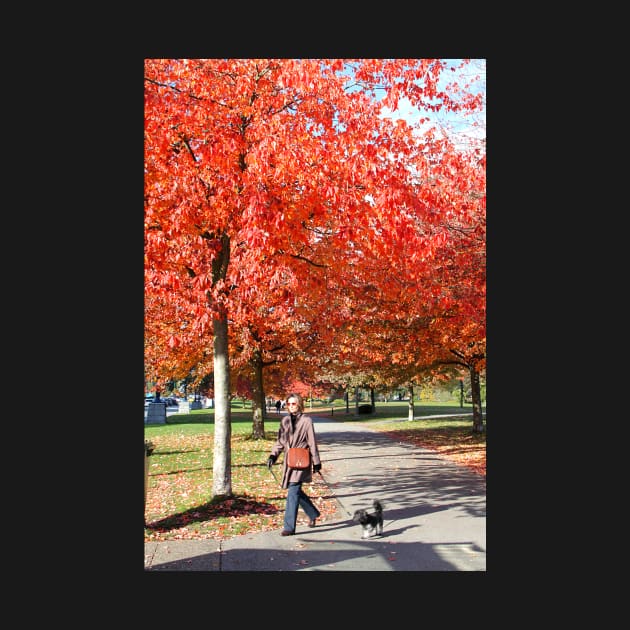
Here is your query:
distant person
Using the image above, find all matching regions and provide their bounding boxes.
[275,399,282,414]
[267,393,322,536]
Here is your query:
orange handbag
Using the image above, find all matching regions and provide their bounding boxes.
[286,447,310,470]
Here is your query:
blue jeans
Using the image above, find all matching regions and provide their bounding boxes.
[283,482,321,532]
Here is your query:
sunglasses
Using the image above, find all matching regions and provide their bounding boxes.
[287,401,298,406]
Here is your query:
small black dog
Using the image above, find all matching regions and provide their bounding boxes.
[352,499,384,539]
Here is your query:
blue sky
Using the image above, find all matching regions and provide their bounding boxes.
[378,59,486,149]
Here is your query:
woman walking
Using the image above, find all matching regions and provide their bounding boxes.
[267,392,322,536]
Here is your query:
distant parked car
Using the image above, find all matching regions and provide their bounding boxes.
[145,396,170,406]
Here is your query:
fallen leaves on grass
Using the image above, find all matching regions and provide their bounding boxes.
[145,432,338,543]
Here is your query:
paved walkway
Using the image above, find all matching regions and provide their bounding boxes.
[144,414,486,571]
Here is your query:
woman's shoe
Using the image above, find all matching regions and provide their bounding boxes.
[308,518,317,528]
[280,530,294,536]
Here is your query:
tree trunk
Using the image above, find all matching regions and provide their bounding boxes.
[211,233,232,498]
[250,350,266,439]
[212,313,232,497]
[470,365,484,433]
[370,386,376,412]
[408,383,414,421]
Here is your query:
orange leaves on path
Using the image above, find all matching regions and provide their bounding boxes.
[373,427,486,477]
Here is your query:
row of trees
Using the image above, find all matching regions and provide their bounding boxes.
[144,59,485,498]
[151,374,486,409]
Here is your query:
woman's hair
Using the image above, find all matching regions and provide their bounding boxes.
[286,392,304,412]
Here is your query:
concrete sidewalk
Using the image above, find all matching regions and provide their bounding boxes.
[144,414,486,571]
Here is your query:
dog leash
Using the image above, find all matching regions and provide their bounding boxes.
[268,465,281,487]
[268,465,323,483]
[315,469,354,518]
[269,465,356,521]
[268,465,327,489]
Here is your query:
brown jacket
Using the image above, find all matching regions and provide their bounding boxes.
[270,412,321,488]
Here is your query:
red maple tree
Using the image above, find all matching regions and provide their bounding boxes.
[144,59,485,497]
